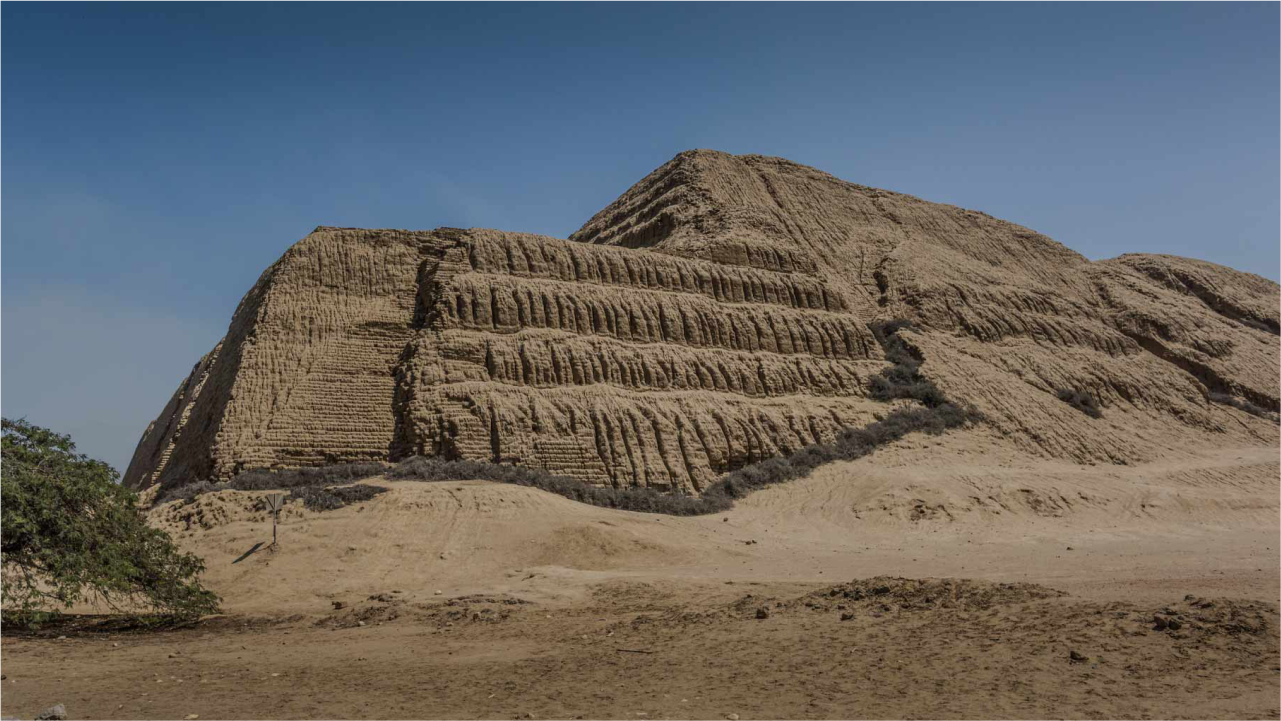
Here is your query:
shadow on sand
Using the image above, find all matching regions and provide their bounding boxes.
[232,541,266,564]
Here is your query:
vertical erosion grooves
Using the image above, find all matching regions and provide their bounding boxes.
[693,320,980,508]
[168,319,981,517]
[375,320,981,515]
[391,233,473,461]
[389,229,892,494]
[202,229,449,479]
[131,228,462,491]
[122,341,224,488]
[137,227,984,500]
[126,250,288,489]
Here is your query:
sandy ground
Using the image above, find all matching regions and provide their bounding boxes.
[3,431,1279,719]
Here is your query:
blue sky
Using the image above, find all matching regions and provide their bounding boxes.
[3,2,1278,473]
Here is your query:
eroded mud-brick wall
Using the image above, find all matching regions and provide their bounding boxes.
[572,150,1281,466]
[127,150,1280,492]
[126,228,458,488]
[128,227,889,492]
[396,230,888,493]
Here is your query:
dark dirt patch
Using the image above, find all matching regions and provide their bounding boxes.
[801,576,1067,613]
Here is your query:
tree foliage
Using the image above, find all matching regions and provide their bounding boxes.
[1,418,219,621]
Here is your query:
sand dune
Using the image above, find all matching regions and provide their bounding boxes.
[129,429,1279,618]
[4,437,1277,719]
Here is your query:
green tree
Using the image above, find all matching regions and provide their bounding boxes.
[2,418,219,621]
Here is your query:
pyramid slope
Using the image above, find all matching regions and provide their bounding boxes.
[126,151,1278,491]
[127,226,890,491]
[574,150,1279,463]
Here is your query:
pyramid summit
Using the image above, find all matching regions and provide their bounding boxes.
[125,150,1279,491]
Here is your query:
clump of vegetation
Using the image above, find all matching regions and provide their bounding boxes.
[699,403,975,507]
[158,462,390,507]
[226,462,389,492]
[1056,387,1103,419]
[699,321,978,505]
[866,320,947,407]
[288,483,389,511]
[2,418,220,624]
[1207,392,1277,421]
[157,320,981,517]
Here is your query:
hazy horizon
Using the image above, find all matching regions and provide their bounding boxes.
[3,2,1277,474]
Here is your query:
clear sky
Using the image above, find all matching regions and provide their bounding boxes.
[3,2,1278,474]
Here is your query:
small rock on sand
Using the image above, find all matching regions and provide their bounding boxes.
[1069,650,1087,663]
[755,608,770,620]
[35,704,67,720]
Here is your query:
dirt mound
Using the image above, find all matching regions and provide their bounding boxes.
[315,591,531,630]
[726,576,1064,621]
[143,479,720,613]
[152,490,275,533]
[803,576,1066,612]
[1150,595,1275,639]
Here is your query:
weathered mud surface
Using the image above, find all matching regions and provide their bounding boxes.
[126,150,1279,492]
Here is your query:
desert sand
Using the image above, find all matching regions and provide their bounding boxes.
[4,428,1278,719]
